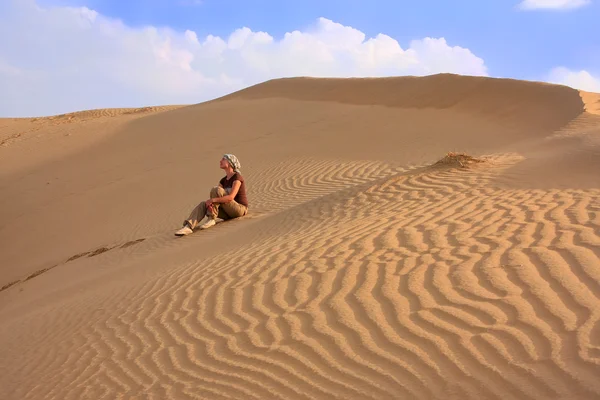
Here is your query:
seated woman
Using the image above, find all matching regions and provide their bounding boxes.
[175,154,248,236]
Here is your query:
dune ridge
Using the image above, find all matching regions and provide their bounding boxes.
[0,105,183,147]
[217,74,585,132]
[1,74,599,399]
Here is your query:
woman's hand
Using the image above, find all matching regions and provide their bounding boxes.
[206,199,215,215]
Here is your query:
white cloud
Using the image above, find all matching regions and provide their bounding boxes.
[517,0,591,10]
[547,67,600,92]
[0,1,488,117]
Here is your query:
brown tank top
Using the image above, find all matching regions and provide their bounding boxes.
[219,173,248,207]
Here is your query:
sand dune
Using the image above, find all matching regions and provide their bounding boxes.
[1,74,599,399]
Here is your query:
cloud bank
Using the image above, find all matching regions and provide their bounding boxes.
[0,1,488,117]
[547,67,600,92]
[517,0,591,10]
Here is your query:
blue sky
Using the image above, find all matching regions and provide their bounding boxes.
[1,0,599,116]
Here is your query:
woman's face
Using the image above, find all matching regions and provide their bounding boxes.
[219,157,229,169]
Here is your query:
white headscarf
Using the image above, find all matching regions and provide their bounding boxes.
[224,154,241,173]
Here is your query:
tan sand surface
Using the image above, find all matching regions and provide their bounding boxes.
[0,73,599,399]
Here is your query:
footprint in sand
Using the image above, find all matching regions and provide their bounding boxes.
[0,238,147,292]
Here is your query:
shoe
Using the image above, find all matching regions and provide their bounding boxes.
[199,218,216,229]
[175,225,193,236]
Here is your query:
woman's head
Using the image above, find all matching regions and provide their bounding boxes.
[220,154,241,173]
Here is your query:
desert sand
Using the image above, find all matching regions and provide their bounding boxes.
[1,73,599,399]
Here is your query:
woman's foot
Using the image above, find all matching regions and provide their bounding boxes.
[175,224,193,236]
[199,218,216,229]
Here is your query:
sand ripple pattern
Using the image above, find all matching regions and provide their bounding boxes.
[243,158,415,215]
[1,155,600,400]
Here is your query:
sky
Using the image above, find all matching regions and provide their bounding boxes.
[1,0,598,117]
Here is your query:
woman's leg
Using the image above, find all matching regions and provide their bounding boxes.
[183,200,208,229]
[177,186,237,235]
[183,186,227,228]
[220,201,248,219]
[207,186,227,219]
[209,186,248,220]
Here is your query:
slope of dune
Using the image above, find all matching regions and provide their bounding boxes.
[580,91,600,115]
[0,105,184,178]
[0,74,599,400]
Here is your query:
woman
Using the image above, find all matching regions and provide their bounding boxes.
[175,154,248,236]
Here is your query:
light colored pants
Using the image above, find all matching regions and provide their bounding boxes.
[184,186,248,229]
